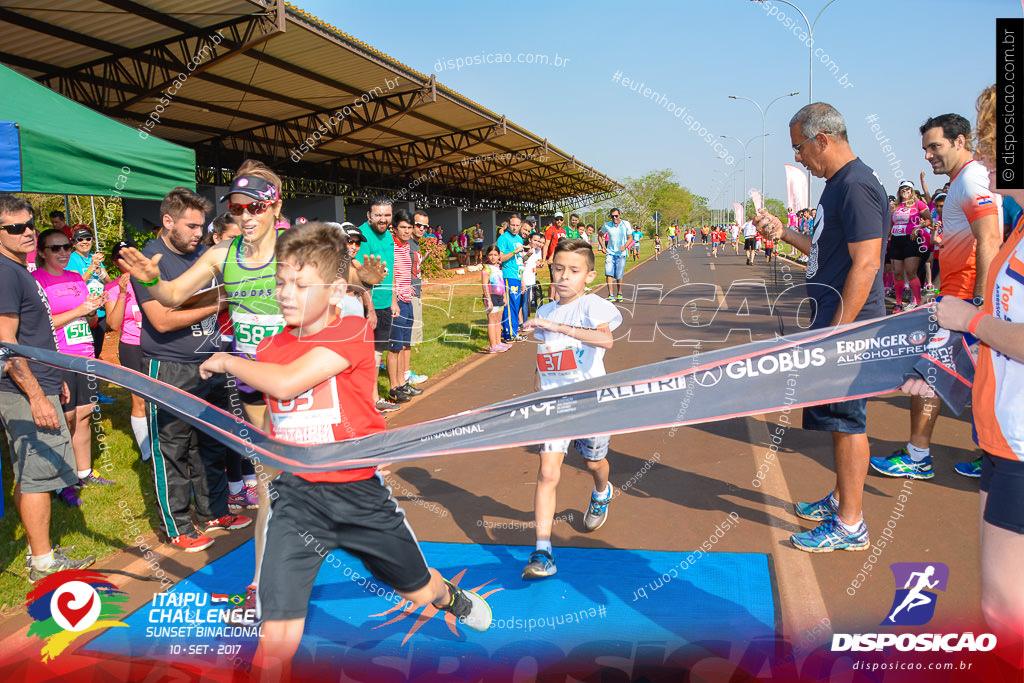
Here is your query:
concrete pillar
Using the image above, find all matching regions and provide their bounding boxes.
[283,196,345,224]
[121,197,166,241]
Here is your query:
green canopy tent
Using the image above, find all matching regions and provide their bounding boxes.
[0,64,195,199]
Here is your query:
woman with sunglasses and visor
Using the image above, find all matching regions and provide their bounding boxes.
[120,159,384,620]
[33,229,122,506]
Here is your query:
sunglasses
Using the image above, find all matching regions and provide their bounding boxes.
[0,219,35,235]
[43,243,74,253]
[414,222,429,228]
[347,239,360,245]
[792,131,834,152]
[227,201,272,216]
[75,236,93,242]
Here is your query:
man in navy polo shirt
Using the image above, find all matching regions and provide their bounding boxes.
[754,102,887,554]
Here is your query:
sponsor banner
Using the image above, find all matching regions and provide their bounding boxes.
[785,163,809,212]
[0,307,973,474]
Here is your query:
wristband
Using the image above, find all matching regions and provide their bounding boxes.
[138,275,159,287]
[967,311,987,336]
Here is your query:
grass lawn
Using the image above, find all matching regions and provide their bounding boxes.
[0,237,661,614]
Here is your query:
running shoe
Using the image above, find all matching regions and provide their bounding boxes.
[56,487,82,507]
[400,383,423,397]
[408,371,429,385]
[616,294,623,303]
[228,485,259,511]
[80,471,117,486]
[203,513,252,532]
[891,305,903,314]
[28,548,96,583]
[521,550,557,579]
[791,518,869,553]
[793,492,838,521]
[583,492,611,531]
[953,456,982,478]
[606,294,616,301]
[869,447,934,480]
[376,398,401,413]
[170,530,215,552]
[227,584,261,626]
[388,388,411,403]
[436,579,492,630]
[905,302,918,311]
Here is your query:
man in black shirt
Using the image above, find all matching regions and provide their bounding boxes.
[133,187,251,552]
[0,193,95,581]
[754,103,887,554]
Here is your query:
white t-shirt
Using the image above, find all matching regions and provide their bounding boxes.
[522,249,543,287]
[534,294,622,390]
[743,221,757,238]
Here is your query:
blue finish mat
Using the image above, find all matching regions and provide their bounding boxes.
[83,540,774,676]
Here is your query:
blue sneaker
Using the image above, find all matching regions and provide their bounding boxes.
[97,393,115,404]
[522,550,557,579]
[791,518,870,553]
[870,447,934,480]
[954,456,982,478]
[584,491,611,531]
[794,492,838,521]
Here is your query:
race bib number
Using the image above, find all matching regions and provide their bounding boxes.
[232,313,285,355]
[130,303,141,325]
[65,317,92,346]
[536,342,582,384]
[268,380,342,444]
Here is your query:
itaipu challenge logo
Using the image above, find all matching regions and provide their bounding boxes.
[26,570,129,661]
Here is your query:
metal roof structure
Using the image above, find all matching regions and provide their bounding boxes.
[0,0,622,210]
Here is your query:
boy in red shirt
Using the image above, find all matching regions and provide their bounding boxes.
[199,222,491,680]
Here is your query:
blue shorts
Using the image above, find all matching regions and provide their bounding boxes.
[802,398,867,434]
[605,253,626,280]
[389,300,413,351]
[980,452,1024,534]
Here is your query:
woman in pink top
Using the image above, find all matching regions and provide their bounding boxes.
[33,229,117,503]
[105,240,151,461]
[888,181,933,312]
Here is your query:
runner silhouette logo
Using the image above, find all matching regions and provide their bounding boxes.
[883,562,949,626]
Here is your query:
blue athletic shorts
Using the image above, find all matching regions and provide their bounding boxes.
[605,253,626,280]
[389,300,413,351]
[980,451,1024,534]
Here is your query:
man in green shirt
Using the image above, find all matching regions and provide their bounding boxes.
[359,197,399,412]
[565,213,582,240]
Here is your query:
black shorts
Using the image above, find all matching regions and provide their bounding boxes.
[257,473,432,621]
[980,452,1024,534]
[886,235,924,261]
[119,340,145,374]
[373,307,393,353]
[803,398,868,434]
[744,237,757,250]
[61,368,97,412]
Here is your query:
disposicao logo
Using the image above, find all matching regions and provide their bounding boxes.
[832,562,997,653]
[26,569,129,661]
[883,562,948,626]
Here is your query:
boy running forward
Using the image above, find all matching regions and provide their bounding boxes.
[520,239,622,579]
[198,223,491,680]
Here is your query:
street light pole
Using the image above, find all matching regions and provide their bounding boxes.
[721,134,768,216]
[728,92,799,204]
[749,0,839,203]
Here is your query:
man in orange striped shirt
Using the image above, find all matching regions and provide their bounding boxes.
[870,114,1002,481]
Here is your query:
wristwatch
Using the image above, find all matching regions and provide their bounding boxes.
[972,296,984,307]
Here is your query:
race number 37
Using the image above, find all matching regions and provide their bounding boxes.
[537,349,577,372]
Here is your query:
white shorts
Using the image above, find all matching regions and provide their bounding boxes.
[535,435,610,461]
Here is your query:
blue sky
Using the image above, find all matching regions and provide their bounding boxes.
[305,0,1016,210]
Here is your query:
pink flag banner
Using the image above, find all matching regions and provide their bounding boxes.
[785,164,809,211]
[750,189,763,212]
[733,202,744,226]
